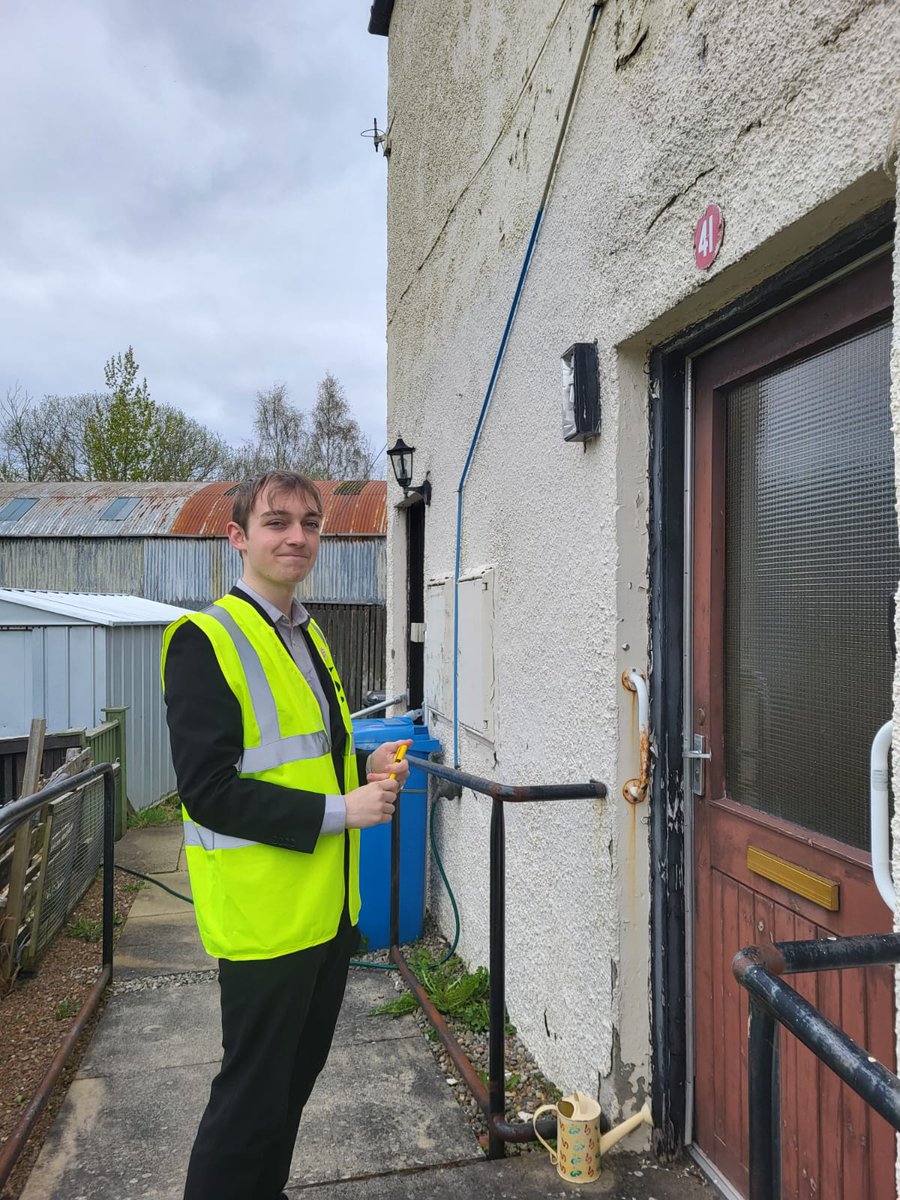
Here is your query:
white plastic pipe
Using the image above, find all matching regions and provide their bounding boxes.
[870,720,895,912]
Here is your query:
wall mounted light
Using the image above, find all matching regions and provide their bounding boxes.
[561,341,601,442]
[387,436,431,505]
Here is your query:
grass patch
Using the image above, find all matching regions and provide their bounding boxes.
[123,880,146,893]
[127,794,181,829]
[371,947,515,1035]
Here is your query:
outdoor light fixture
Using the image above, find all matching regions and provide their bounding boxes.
[561,341,601,442]
[387,436,431,505]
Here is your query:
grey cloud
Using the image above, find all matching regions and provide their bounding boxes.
[0,0,388,457]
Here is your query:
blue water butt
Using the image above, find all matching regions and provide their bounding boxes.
[352,717,441,950]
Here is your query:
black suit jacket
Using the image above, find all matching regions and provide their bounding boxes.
[163,588,365,854]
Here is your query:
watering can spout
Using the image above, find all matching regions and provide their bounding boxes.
[598,1101,653,1156]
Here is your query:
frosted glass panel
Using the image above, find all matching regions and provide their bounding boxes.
[724,323,896,848]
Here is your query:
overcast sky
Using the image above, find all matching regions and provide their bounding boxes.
[0,2,390,458]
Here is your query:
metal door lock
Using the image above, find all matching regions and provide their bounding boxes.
[684,734,711,796]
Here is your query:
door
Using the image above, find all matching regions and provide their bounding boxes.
[690,253,897,1199]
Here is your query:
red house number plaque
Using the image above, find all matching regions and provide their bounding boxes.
[694,203,724,270]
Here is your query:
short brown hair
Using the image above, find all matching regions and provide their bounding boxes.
[230,471,323,532]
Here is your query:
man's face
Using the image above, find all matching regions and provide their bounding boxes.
[227,488,322,590]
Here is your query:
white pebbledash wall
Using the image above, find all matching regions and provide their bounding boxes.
[382,0,900,1116]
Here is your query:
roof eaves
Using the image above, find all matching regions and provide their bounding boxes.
[368,0,394,36]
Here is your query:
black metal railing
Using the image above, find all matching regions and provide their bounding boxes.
[0,764,117,1190]
[733,932,900,1200]
[392,754,607,1159]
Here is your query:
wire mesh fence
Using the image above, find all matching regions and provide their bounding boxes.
[26,773,110,962]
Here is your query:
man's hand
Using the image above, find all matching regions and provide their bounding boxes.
[344,778,400,828]
[366,739,412,787]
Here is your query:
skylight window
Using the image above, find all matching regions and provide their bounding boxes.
[100,497,140,521]
[0,497,38,522]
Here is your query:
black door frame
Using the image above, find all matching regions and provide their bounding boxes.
[405,498,426,713]
[647,202,895,1158]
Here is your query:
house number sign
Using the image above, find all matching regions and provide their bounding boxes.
[694,203,724,270]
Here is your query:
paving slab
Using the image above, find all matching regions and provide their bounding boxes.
[21,970,480,1200]
[21,829,720,1200]
[113,910,215,978]
[115,825,184,875]
[125,871,194,919]
[286,1152,715,1199]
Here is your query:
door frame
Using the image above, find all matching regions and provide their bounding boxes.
[646,202,895,1161]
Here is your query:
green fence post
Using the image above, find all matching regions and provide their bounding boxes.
[102,706,129,841]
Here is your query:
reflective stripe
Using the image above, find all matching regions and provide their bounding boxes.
[241,730,332,773]
[204,604,281,744]
[184,821,259,852]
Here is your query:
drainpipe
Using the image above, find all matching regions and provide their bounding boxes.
[452,1,605,764]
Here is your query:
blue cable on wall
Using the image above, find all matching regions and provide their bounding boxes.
[451,2,603,765]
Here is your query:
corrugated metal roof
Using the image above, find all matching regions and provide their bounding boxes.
[0,588,189,625]
[0,479,387,537]
[168,479,387,537]
[0,482,207,537]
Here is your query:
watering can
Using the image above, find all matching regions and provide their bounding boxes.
[533,1091,652,1184]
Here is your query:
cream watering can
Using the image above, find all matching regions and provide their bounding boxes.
[533,1091,652,1184]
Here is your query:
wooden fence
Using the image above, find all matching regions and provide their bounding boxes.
[306,602,386,713]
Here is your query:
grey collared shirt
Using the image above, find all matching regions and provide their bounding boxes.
[234,580,346,835]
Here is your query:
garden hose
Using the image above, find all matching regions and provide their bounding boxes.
[115,800,462,972]
[114,862,194,904]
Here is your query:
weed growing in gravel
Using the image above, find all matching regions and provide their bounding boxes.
[371,947,515,1035]
[123,880,146,893]
[65,914,123,942]
[54,998,81,1020]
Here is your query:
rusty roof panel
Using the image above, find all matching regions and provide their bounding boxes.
[168,482,237,536]
[0,479,387,538]
[168,479,387,537]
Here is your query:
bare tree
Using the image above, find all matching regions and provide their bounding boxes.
[225,383,309,476]
[306,373,375,480]
[0,385,91,480]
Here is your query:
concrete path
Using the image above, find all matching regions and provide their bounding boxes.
[20,826,717,1199]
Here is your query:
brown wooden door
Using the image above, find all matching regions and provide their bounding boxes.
[691,254,897,1200]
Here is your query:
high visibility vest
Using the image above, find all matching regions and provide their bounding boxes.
[160,593,360,961]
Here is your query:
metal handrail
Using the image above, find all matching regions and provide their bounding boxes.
[733,932,900,1200]
[391,755,607,1159]
[349,693,408,719]
[0,764,117,1189]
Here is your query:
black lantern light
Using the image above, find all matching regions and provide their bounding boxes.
[387,436,431,504]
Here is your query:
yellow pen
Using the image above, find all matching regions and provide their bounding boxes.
[389,743,409,780]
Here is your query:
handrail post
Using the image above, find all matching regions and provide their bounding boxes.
[390,790,401,951]
[102,767,116,973]
[488,796,506,1158]
[748,999,780,1200]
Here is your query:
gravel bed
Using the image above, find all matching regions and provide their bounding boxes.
[110,968,217,994]
[0,867,141,1200]
[363,916,562,1154]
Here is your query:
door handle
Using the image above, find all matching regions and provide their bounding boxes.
[684,735,711,796]
[870,720,894,912]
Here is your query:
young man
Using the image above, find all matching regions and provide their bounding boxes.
[162,470,409,1200]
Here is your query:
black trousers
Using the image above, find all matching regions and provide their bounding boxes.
[183,912,357,1200]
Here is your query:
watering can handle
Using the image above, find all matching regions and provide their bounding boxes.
[532,1104,559,1164]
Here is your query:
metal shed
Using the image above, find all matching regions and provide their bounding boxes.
[0,588,189,810]
[0,480,388,709]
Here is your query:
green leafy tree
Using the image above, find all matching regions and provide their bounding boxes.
[83,347,160,481]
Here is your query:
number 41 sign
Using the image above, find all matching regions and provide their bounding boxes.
[694,203,724,270]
